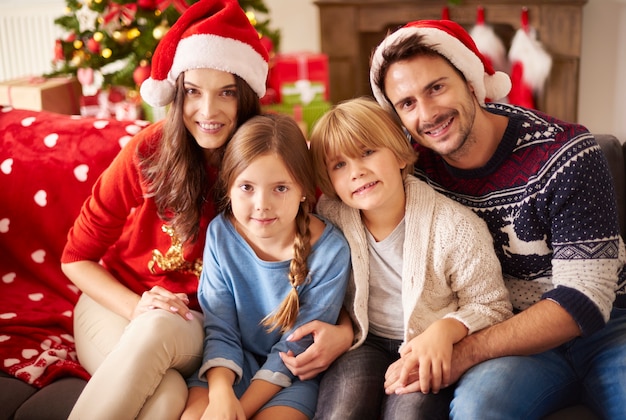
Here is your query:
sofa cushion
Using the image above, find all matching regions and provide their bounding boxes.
[0,106,149,387]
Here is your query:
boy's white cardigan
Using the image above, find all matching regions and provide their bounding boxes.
[317,175,513,349]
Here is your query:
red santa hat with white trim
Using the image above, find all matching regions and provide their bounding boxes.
[370,19,511,110]
[140,0,269,107]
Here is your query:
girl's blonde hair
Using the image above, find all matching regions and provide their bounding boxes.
[218,113,317,333]
[309,96,417,199]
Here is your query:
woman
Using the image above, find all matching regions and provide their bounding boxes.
[60,1,269,418]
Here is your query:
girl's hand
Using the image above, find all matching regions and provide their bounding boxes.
[203,391,244,420]
[132,285,194,321]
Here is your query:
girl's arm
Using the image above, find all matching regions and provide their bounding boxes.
[206,367,245,420]
[240,379,282,418]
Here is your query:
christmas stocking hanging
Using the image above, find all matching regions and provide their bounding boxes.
[507,7,552,109]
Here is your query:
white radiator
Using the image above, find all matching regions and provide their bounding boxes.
[0,3,65,82]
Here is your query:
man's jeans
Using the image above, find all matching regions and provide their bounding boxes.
[450,307,626,419]
[314,334,453,420]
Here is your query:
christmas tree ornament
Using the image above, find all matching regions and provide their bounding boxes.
[87,37,101,53]
[371,19,511,110]
[152,21,170,40]
[133,60,152,87]
[469,6,508,73]
[140,0,270,107]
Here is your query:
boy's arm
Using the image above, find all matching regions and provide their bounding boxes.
[280,308,354,380]
[390,318,467,394]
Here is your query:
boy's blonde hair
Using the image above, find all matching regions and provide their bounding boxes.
[309,96,417,199]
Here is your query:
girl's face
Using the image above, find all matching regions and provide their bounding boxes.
[326,145,406,214]
[229,153,304,253]
[183,68,238,153]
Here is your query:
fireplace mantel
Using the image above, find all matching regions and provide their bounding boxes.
[315,0,587,122]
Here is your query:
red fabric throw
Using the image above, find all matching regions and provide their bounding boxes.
[0,106,149,387]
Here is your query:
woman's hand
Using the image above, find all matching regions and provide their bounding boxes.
[132,285,194,321]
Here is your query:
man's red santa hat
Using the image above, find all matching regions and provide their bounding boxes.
[140,0,269,107]
[370,19,511,110]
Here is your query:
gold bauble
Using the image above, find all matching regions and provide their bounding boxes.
[153,24,169,41]
[93,32,104,42]
[127,28,140,40]
[101,48,112,59]
[73,39,84,49]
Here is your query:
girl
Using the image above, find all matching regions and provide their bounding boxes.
[60,0,269,418]
[307,97,513,419]
[182,113,350,420]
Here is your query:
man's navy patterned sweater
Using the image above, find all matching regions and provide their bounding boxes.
[413,103,626,336]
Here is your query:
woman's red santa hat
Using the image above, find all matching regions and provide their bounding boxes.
[370,19,511,110]
[140,0,269,107]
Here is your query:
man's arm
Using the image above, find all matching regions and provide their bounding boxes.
[452,299,580,376]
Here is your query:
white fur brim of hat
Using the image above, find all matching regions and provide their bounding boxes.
[370,26,511,110]
[141,34,269,107]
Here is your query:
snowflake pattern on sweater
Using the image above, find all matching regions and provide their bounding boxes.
[413,103,626,336]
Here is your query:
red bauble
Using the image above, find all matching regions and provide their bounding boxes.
[54,39,64,61]
[133,62,152,87]
[137,0,157,10]
[86,37,101,54]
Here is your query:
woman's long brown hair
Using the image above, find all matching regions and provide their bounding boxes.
[139,72,260,246]
[218,113,317,333]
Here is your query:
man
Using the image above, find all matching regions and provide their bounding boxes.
[369,19,626,419]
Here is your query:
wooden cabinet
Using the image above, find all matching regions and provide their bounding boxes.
[315,0,587,122]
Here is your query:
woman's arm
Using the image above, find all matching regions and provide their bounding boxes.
[62,260,193,321]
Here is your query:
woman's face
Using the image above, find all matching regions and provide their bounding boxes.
[182,68,238,152]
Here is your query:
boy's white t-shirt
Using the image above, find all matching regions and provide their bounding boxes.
[366,218,405,340]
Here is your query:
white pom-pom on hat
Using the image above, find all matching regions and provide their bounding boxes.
[370,19,511,111]
[140,0,269,107]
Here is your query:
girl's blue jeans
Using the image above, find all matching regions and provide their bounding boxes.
[450,307,626,419]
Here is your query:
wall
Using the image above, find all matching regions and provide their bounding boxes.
[1,0,624,142]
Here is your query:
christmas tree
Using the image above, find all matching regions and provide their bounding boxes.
[49,0,280,91]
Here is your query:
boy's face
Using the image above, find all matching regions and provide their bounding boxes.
[326,146,406,213]
[383,54,477,163]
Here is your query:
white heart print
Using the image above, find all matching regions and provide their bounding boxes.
[31,249,45,263]
[22,349,39,359]
[2,272,16,283]
[0,313,17,320]
[0,218,9,233]
[74,164,89,182]
[44,133,59,148]
[1,158,12,174]
[93,120,109,129]
[21,117,36,127]
[34,190,47,207]
[28,293,44,302]
[0,335,10,343]
[4,358,20,367]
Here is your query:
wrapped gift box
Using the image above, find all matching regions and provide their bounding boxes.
[0,76,81,115]
[263,101,331,136]
[268,52,330,105]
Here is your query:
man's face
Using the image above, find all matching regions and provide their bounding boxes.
[383,54,478,164]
